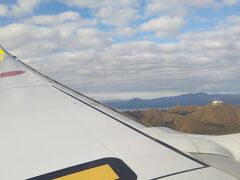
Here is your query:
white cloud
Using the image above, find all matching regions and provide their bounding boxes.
[114,27,137,36]
[95,7,140,26]
[225,15,240,24]
[145,0,220,16]
[60,0,99,9]
[0,0,42,17]
[23,11,96,26]
[139,16,186,37]
[0,4,8,16]
[222,0,240,5]
[61,0,138,9]
[0,12,111,57]
[25,11,78,25]
[60,0,140,27]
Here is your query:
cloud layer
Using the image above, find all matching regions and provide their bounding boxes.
[0,1,240,99]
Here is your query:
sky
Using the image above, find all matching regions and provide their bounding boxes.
[0,0,240,100]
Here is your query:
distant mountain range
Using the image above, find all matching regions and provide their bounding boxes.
[103,93,240,109]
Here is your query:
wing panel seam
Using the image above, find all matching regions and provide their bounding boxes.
[149,166,208,180]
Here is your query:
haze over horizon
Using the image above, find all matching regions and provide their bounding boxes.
[99,92,240,101]
[1,0,240,100]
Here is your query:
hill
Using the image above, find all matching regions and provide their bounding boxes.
[124,103,240,135]
[104,93,240,109]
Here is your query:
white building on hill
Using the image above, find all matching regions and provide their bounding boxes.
[212,100,223,105]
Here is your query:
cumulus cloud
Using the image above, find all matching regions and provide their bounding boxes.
[225,15,240,25]
[0,0,41,17]
[24,11,96,26]
[0,12,111,57]
[60,0,140,27]
[60,0,138,9]
[95,7,140,26]
[145,0,220,16]
[114,27,137,37]
[139,16,186,37]
[222,0,240,5]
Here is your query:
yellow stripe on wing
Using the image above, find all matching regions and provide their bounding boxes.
[55,164,119,180]
[0,49,5,55]
[0,49,6,62]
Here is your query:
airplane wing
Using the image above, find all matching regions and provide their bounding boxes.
[0,45,238,180]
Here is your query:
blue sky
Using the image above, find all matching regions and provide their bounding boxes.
[1,0,240,100]
[1,0,240,42]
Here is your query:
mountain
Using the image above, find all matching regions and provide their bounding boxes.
[124,103,240,135]
[103,93,240,109]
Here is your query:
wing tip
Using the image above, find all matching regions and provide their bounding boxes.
[0,44,17,58]
[0,44,8,54]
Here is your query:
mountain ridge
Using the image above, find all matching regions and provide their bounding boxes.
[103,93,240,109]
